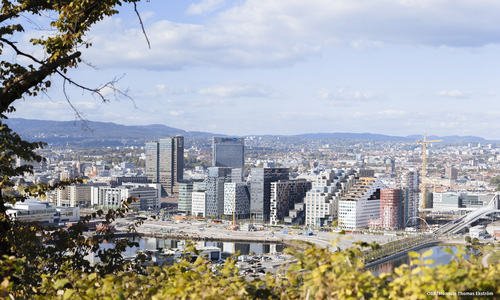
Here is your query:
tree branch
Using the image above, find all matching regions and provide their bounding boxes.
[134,2,151,49]
[0,37,44,64]
[0,51,81,112]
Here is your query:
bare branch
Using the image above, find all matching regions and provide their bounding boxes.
[62,79,92,132]
[134,2,151,49]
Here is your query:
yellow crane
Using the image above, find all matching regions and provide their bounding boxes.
[416,134,442,211]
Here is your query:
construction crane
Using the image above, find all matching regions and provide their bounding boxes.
[416,134,442,212]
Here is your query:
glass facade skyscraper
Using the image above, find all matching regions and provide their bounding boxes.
[145,136,184,197]
[212,137,245,169]
[249,168,289,222]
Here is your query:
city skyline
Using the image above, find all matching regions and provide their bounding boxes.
[9,1,500,138]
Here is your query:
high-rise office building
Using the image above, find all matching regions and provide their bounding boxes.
[206,167,233,218]
[178,181,194,215]
[145,136,184,197]
[445,167,458,180]
[212,137,245,169]
[145,142,159,183]
[249,168,289,222]
[224,182,250,219]
[380,188,402,229]
[399,169,419,227]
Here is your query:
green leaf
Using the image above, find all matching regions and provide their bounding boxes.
[443,247,453,255]
[422,249,433,258]
[86,288,97,298]
[63,289,75,300]
[53,278,70,289]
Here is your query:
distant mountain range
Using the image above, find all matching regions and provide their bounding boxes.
[296,132,493,143]
[4,118,217,146]
[4,118,497,146]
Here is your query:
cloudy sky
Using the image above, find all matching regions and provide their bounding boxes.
[10,0,500,138]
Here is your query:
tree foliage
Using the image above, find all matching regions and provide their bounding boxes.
[1,243,500,299]
[0,0,148,294]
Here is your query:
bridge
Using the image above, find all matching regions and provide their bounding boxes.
[434,194,500,235]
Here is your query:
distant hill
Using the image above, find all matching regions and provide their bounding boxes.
[4,118,217,146]
[405,135,490,143]
[4,118,497,146]
[297,133,496,143]
[295,132,411,141]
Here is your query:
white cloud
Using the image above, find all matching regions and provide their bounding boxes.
[73,102,97,109]
[169,110,185,116]
[186,0,225,15]
[198,82,269,98]
[32,0,500,71]
[318,87,381,103]
[377,110,407,117]
[153,84,191,95]
[435,90,472,98]
[29,101,64,109]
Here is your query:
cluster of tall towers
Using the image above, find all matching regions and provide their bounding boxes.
[145,136,420,228]
[145,136,184,197]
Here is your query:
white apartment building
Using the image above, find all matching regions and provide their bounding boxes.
[223,182,250,219]
[192,192,207,218]
[305,169,356,227]
[56,184,92,207]
[338,177,384,230]
[91,183,160,210]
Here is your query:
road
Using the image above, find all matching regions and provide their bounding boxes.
[117,219,397,251]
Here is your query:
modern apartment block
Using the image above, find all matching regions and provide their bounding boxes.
[91,183,161,210]
[192,192,207,218]
[212,137,245,169]
[206,167,233,218]
[380,188,403,229]
[338,177,384,230]
[56,184,92,207]
[399,169,419,227]
[249,168,289,222]
[305,169,356,227]
[270,179,311,225]
[145,136,184,197]
[177,181,194,215]
[223,182,250,219]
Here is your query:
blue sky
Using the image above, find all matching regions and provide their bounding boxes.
[10,0,500,138]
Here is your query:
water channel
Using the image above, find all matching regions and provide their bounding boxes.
[368,245,474,276]
[91,238,472,276]
[87,237,287,264]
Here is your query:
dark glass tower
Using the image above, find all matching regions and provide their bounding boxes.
[145,136,184,197]
[249,168,289,222]
[212,137,244,169]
